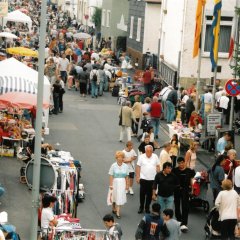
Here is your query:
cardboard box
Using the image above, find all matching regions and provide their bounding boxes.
[0,148,14,157]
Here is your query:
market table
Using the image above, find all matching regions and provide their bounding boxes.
[167,124,194,149]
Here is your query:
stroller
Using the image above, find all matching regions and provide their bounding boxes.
[204,207,221,239]
[234,118,240,135]
[190,171,210,213]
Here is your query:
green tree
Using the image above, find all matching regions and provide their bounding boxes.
[91,7,102,31]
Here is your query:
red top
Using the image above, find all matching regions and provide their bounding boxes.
[150,102,162,118]
[223,159,239,180]
[189,115,203,127]
[143,71,151,84]
[78,41,84,50]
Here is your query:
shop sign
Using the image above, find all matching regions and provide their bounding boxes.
[207,113,222,135]
[0,0,8,18]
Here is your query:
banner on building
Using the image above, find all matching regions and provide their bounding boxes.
[0,0,8,18]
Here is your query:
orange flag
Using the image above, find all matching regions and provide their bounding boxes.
[193,0,206,58]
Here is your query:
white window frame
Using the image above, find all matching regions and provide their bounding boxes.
[106,10,111,28]
[202,11,233,58]
[102,9,106,26]
[136,18,142,42]
[129,16,134,39]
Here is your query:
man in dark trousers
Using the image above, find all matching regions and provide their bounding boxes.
[172,157,195,233]
[152,162,179,211]
[166,88,178,123]
[135,203,169,240]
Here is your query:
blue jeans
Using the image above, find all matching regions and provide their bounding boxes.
[91,81,98,97]
[151,117,160,137]
[0,186,5,197]
[60,71,67,83]
[99,81,104,96]
[104,78,109,91]
[157,195,174,211]
[166,100,175,123]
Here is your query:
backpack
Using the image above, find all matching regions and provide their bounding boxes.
[92,71,97,82]
[112,85,120,97]
[140,118,151,130]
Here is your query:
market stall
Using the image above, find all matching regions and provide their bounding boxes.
[0,107,34,157]
[24,151,87,239]
[3,10,32,31]
[0,57,51,128]
[167,122,195,150]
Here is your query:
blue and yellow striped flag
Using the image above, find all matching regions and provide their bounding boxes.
[210,0,222,69]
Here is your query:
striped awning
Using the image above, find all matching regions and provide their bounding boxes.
[0,76,37,95]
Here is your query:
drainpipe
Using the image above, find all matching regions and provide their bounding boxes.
[178,0,188,88]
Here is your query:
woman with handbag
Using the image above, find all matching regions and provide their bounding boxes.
[108,151,129,219]
[52,79,61,115]
[58,75,65,113]
[209,155,227,201]
[184,142,199,170]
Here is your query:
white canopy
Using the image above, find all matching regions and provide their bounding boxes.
[0,58,50,127]
[3,10,32,30]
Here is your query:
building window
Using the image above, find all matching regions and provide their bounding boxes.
[203,15,233,56]
[136,18,142,42]
[106,10,111,27]
[102,9,106,26]
[129,16,134,38]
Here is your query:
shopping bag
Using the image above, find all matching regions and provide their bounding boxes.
[107,188,113,206]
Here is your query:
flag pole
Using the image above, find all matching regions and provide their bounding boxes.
[196,5,205,111]
[211,4,222,113]
[229,0,240,130]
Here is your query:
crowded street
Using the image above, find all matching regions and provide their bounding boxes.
[0,91,211,239]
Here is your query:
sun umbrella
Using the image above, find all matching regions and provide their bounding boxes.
[73,32,91,40]
[0,32,18,39]
[18,8,29,14]
[0,92,49,109]
[6,47,38,57]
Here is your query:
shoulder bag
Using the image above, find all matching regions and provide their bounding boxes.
[119,107,123,126]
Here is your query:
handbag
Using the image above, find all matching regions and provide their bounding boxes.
[107,188,113,206]
[118,107,122,126]
[60,88,65,94]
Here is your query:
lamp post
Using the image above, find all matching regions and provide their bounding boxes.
[29,0,47,238]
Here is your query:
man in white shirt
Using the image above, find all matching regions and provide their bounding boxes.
[123,141,137,195]
[58,53,70,84]
[136,145,160,214]
[180,90,189,123]
[219,92,229,111]
[41,195,58,234]
[219,92,230,124]
[204,89,213,114]
[215,86,224,106]
[159,142,172,170]
[159,86,173,120]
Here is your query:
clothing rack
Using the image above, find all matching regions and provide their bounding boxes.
[42,227,120,240]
